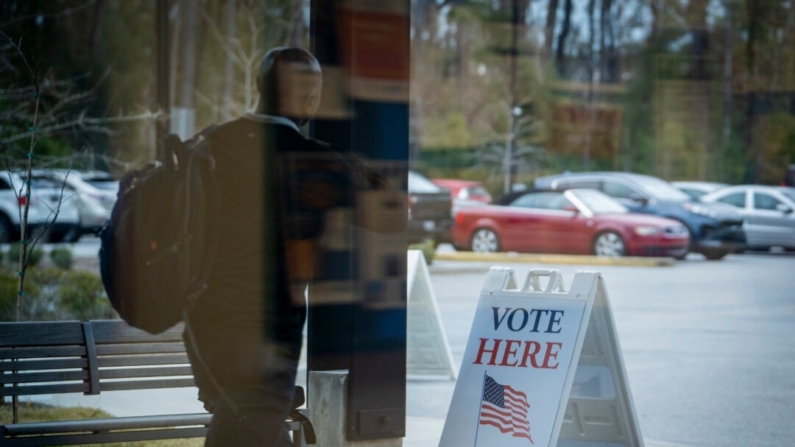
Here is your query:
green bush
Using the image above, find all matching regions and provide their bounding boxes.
[0,268,46,321]
[50,247,74,270]
[6,243,44,268]
[57,270,114,321]
[409,239,436,266]
[0,268,113,322]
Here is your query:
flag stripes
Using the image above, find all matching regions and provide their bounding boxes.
[479,374,534,444]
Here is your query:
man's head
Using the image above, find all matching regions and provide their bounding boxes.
[256,47,323,126]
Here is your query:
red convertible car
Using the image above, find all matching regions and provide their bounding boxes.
[452,189,690,257]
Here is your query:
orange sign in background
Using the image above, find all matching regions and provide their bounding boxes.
[338,1,410,102]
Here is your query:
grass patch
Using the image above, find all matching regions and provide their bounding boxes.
[1,402,204,447]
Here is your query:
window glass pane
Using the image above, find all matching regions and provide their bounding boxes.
[754,193,782,210]
[408,171,441,193]
[602,181,638,199]
[557,179,600,190]
[717,192,746,208]
[572,190,627,214]
[510,194,538,208]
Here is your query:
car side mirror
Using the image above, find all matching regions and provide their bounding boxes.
[777,204,794,214]
[628,194,648,205]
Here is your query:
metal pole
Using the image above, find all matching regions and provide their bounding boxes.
[506,0,519,194]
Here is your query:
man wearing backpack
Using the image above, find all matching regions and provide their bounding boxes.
[183,47,344,447]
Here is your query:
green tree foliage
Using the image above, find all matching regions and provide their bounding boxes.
[412,0,795,186]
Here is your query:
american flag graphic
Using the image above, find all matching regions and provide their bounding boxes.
[479,374,534,444]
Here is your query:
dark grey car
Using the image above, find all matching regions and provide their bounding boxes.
[408,171,453,244]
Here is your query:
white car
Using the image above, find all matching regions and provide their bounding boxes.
[0,172,81,243]
[700,185,795,251]
[29,170,117,238]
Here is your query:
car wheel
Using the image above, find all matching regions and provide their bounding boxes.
[593,231,626,257]
[471,228,500,253]
[0,214,15,243]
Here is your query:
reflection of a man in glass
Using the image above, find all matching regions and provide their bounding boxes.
[183,47,329,447]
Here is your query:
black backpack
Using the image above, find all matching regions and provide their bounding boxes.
[99,126,220,334]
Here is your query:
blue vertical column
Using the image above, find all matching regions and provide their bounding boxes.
[309,0,409,441]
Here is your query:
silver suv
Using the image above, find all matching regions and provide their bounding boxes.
[30,170,116,239]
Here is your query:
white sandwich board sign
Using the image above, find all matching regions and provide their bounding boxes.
[439,268,643,447]
[406,250,457,380]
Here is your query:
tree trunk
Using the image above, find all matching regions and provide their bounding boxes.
[222,0,237,121]
[544,0,559,61]
[291,0,306,47]
[180,0,198,110]
[556,0,573,77]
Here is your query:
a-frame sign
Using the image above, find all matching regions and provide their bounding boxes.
[439,268,644,447]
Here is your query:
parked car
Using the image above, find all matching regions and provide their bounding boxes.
[452,189,689,257]
[408,171,453,244]
[700,185,795,251]
[672,181,728,201]
[432,179,493,217]
[79,170,120,192]
[0,173,81,243]
[29,170,116,238]
[534,172,745,260]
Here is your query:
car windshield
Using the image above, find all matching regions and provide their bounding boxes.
[633,177,691,202]
[408,171,442,193]
[571,189,628,214]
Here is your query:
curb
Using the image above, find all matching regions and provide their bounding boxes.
[434,251,675,267]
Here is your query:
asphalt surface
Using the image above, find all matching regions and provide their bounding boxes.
[29,239,795,447]
[414,250,795,447]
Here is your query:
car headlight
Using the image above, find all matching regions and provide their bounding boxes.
[684,203,718,218]
[634,226,659,236]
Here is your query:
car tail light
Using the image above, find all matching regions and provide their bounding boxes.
[18,196,26,206]
[455,212,465,225]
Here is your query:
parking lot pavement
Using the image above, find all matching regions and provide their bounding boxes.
[29,244,795,447]
[416,252,795,447]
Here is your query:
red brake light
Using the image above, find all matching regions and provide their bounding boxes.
[18,196,26,206]
[455,211,465,225]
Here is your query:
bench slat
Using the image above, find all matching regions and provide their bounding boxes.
[91,321,184,344]
[3,413,211,435]
[0,358,87,372]
[0,382,89,397]
[0,322,84,348]
[0,346,85,360]
[99,366,194,380]
[0,369,87,385]
[95,342,186,356]
[100,377,196,391]
[0,427,208,447]
[98,354,189,368]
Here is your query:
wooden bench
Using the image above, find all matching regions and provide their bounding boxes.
[0,320,313,446]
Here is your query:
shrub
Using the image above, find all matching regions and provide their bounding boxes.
[50,247,74,270]
[409,239,436,266]
[6,243,44,268]
[0,268,47,321]
[0,268,113,322]
[57,270,114,320]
